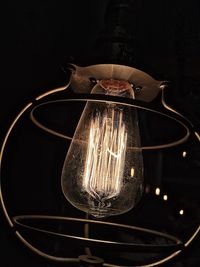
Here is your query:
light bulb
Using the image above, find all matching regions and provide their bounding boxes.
[61,79,144,218]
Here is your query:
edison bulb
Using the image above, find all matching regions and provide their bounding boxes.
[61,79,144,218]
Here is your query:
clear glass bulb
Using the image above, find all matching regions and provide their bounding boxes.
[61,79,144,218]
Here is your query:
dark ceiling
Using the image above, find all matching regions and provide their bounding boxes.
[1,0,200,127]
[0,1,200,266]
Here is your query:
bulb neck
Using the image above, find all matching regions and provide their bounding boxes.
[91,78,135,99]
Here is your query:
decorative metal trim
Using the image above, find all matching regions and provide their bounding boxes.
[69,64,162,102]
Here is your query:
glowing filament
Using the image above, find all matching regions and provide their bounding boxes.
[83,109,127,201]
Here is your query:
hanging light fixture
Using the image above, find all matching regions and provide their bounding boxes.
[60,68,144,219]
[1,62,198,266]
[0,1,199,266]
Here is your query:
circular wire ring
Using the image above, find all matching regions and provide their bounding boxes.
[30,94,191,150]
[13,214,183,252]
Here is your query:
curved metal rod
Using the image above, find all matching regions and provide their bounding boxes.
[0,82,71,228]
[30,95,191,150]
[15,231,79,264]
[35,71,72,101]
[12,215,199,267]
[0,102,33,227]
[13,215,182,251]
[160,85,194,128]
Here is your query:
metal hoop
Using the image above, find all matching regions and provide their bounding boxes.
[13,215,183,252]
[30,94,191,150]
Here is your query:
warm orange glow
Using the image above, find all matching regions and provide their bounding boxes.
[182,151,187,158]
[155,187,160,196]
[163,194,168,201]
[83,110,127,200]
[131,167,135,177]
[179,209,184,215]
